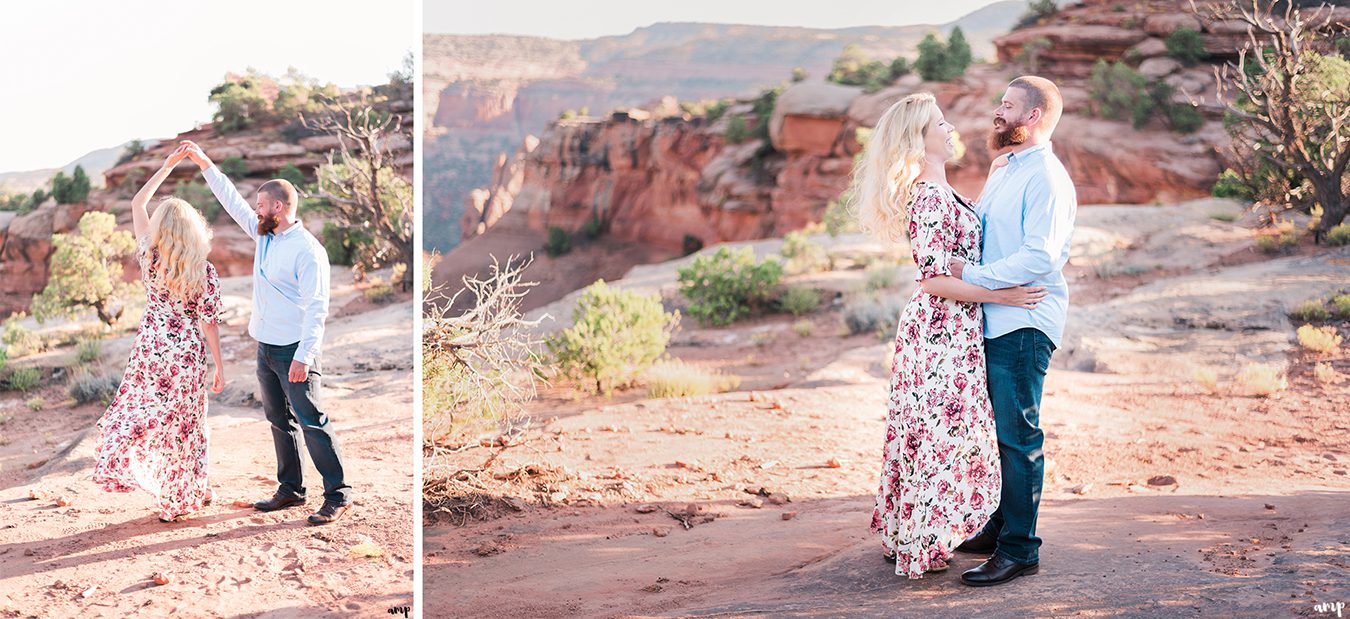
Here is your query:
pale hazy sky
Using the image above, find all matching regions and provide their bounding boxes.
[424,0,1007,38]
[0,0,415,172]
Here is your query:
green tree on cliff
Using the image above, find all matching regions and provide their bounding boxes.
[51,166,91,204]
[915,29,974,82]
[32,211,139,327]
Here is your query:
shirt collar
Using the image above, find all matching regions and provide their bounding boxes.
[1007,141,1051,166]
[272,219,305,238]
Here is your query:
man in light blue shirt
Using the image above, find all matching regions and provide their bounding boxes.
[947,77,1076,586]
[179,140,353,525]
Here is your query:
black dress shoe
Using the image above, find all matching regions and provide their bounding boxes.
[960,554,1039,587]
[307,501,352,525]
[254,492,306,512]
[955,529,998,554]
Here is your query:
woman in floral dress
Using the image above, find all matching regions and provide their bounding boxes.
[93,146,224,522]
[848,93,1046,578]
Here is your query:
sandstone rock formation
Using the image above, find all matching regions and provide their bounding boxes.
[0,88,412,318]
[449,0,1346,257]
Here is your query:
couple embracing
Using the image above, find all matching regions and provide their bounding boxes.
[856,76,1076,586]
[90,141,354,525]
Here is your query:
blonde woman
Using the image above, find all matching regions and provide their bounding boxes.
[93,145,224,522]
[852,93,1045,578]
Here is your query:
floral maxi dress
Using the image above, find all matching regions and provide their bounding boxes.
[93,236,222,520]
[870,181,1002,578]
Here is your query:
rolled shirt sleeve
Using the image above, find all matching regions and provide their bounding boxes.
[962,178,1073,290]
[292,240,331,366]
[203,165,260,241]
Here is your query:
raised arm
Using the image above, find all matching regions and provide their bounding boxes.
[975,153,1011,204]
[180,140,259,240]
[130,147,190,239]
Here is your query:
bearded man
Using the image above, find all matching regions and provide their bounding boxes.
[947,76,1077,587]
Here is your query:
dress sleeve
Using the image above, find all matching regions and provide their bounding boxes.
[199,262,222,325]
[907,184,954,281]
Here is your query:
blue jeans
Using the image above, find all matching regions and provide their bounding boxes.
[256,342,352,504]
[980,328,1054,565]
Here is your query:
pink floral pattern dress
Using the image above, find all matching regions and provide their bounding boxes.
[93,236,221,520]
[870,181,1002,578]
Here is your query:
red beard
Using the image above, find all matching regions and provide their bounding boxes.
[987,118,1030,151]
[257,214,283,236]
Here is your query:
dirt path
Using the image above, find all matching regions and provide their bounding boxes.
[0,272,414,618]
[424,202,1350,618]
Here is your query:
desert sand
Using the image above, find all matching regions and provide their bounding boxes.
[0,269,415,618]
[425,199,1349,618]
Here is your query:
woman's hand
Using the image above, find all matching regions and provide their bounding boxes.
[210,367,224,394]
[994,285,1047,309]
[990,153,1011,172]
[164,144,190,170]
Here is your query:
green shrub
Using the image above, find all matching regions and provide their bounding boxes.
[1165,28,1206,66]
[677,247,784,326]
[823,194,859,237]
[1089,60,1153,128]
[174,180,222,223]
[645,359,740,398]
[827,45,910,93]
[1167,103,1204,134]
[547,280,680,395]
[1015,0,1058,29]
[7,367,42,392]
[780,231,830,274]
[218,156,249,178]
[364,283,395,304]
[1212,169,1253,200]
[321,221,373,267]
[844,294,904,338]
[69,369,122,405]
[1297,324,1343,354]
[50,166,92,205]
[0,346,6,373]
[725,114,750,143]
[544,226,572,257]
[276,163,306,187]
[75,337,102,364]
[866,263,904,291]
[1332,293,1350,319]
[1291,298,1331,322]
[1326,224,1350,246]
[580,215,607,241]
[1236,362,1285,397]
[4,315,44,358]
[778,286,822,316]
[25,396,43,412]
[915,29,973,82]
[792,319,814,337]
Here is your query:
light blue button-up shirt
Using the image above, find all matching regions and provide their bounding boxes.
[204,166,330,366]
[960,141,1076,347]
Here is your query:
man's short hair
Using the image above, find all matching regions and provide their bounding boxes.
[258,179,299,213]
[1009,75,1063,132]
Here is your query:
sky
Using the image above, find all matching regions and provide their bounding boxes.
[0,0,416,172]
[425,0,1008,38]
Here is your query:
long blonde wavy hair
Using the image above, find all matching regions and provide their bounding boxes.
[847,92,938,243]
[148,198,212,302]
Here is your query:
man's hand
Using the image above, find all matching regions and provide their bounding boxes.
[178,140,213,170]
[164,145,191,169]
[950,258,966,280]
[288,360,310,383]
